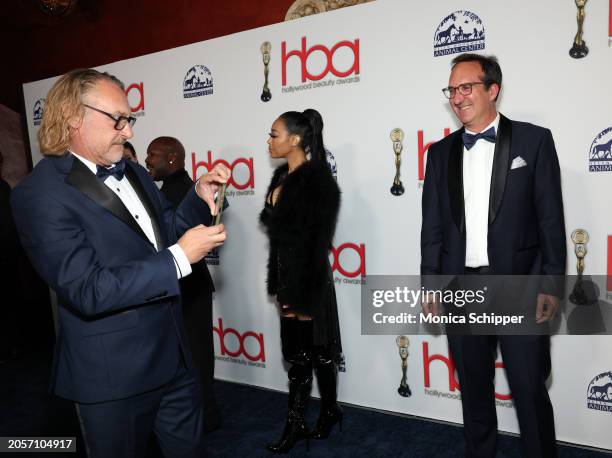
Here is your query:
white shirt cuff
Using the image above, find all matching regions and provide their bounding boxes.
[168,244,193,279]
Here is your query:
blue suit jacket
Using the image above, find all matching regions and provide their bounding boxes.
[11,153,212,403]
[421,115,566,292]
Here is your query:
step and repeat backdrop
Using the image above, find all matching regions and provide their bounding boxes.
[23,0,612,450]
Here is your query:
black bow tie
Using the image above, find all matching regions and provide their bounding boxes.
[96,159,126,181]
[462,126,497,150]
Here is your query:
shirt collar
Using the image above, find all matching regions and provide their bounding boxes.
[464,112,500,136]
[70,150,121,175]
[69,150,97,175]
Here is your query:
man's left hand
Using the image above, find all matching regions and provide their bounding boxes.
[536,293,558,323]
[196,164,230,214]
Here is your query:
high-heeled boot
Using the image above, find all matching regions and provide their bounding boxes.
[310,347,343,439]
[266,319,313,453]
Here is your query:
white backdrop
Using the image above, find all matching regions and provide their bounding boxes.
[22,0,612,450]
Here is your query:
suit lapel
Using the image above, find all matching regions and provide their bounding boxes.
[65,157,153,247]
[489,114,512,225]
[447,130,466,238]
[124,164,165,250]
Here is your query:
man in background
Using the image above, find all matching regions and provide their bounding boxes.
[123,141,138,163]
[146,136,221,432]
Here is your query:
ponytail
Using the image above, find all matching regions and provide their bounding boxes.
[278,108,328,165]
[302,109,326,164]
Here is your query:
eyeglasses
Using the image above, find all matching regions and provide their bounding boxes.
[442,82,485,99]
[83,104,136,130]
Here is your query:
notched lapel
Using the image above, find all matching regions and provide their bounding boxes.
[489,115,512,225]
[447,131,465,238]
[66,158,153,246]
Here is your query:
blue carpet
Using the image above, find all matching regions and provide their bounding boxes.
[1,349,609,457]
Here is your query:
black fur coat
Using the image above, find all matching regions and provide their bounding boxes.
[259,161,340,315]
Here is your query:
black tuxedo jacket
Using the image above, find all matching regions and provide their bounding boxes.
[160,168,214,296]
[11,154,212,403]
[421,115,566,291]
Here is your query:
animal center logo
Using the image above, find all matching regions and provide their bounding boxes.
[205,247,219,266]
[589,127,612,172]
[434,11,485,57]
[33,98,45,126]
[325,148,337,179]
[587,372,612,412]
[183,65,214,98]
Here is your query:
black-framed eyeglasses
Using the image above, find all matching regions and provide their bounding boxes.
[442,82,485,99]
[83,104,136,130]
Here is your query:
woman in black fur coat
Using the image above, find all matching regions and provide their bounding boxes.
[260,109,343,453]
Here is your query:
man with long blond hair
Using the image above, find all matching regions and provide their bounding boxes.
[11,68,229,457]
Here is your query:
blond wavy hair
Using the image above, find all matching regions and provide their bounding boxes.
[38,69,124,155]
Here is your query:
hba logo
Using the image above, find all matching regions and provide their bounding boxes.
[213,318,265,362]
[282,37,360,86]
[422,342,511,401]
[330,243,366,278]
[191,151,254,190]
[418,128,451,183]
[125,82,145,116]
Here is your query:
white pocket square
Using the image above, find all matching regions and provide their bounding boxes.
[510,156,527,170]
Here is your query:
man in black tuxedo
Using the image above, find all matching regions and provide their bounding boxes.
[11,69,228,457]
[146,136,220,432]
[421,54,566,457]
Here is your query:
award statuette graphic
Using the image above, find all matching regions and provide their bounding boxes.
[570,228,592,305]
[396,336,412,397]
[572,229,589,275]
[570,0,589,58]
[260,41,272,102]
[390,128,405,196]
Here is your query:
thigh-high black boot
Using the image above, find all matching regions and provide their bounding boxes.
[266,318,313,454]
[310,346,343,439]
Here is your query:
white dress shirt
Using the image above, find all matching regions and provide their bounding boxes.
[71,152,192,279]
[462,113,500,268]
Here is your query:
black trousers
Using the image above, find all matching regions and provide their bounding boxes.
[182,288,218,429]
[77,365,206,458]
[447,267,556,458]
